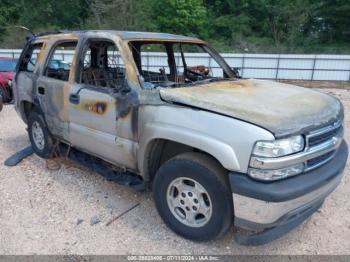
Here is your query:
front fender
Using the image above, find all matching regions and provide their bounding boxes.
[139,122,240,172]
[138,105,275,177]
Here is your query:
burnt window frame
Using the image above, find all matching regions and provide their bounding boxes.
[128,40,236,88]
[17,42,44,73]
[129,41,177,83]
[43,40,78,82]
[74,37,127,90]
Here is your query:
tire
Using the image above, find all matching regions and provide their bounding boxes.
[28,110,55,158]
[153,152,233,241]
[0,87,12,103]
[0,95,3,112]
[0,88,7,103]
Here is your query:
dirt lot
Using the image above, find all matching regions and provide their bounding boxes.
[0,87,350,255]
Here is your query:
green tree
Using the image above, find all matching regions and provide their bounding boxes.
[0,1,20,42]
[309,0,350,43]
[84,0,154,31]
[150,0,208,38]
[0,0,350,53]
[16,0,88,30]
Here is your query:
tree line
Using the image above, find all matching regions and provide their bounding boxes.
[0,0,349,53]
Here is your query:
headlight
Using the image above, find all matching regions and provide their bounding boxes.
[252,135,304,158]
[248,163,304,181]
[7,80,12,87]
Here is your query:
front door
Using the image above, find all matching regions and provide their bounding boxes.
[68,38,138,170]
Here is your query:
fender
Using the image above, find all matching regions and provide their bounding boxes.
[137,105,275,179]
[139,121,240,176]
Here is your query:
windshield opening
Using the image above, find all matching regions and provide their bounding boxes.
[0,59,17,72]
[128,41,235,89]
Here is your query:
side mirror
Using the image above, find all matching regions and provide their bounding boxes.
[232,67,242,79]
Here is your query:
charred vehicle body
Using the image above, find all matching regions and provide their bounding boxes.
[12,31,348,244]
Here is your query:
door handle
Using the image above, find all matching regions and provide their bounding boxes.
[38,86,45,95]
[69,93,80,104]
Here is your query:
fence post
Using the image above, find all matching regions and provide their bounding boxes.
[348,58,350,81]
[147,53,150,72]
[241,54,245,78]
[275,54,280,81]
[311,55,317,81]
[208,56,212,75]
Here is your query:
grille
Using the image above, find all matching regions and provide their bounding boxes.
[306,151,335,169]
[308,125,342,147]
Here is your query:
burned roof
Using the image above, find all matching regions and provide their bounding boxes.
[34,30,204,43]
[116,31,202,42]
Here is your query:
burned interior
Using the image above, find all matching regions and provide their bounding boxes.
[79,40,127,90]
[128,41,234,88]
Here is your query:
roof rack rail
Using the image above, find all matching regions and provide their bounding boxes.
[35,30,69,37]
[26,30,70,42]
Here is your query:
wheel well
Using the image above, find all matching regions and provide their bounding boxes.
[145,139,223,183]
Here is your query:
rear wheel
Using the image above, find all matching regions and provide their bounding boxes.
[28,111,55,158]
[153,152,233,241]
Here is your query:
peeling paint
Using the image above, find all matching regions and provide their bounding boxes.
[160,79,343,138]
[76,100,108,115]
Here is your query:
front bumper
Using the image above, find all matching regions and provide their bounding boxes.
[229,141,348,244]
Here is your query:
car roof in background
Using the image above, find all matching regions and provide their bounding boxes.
[0,57,17,61]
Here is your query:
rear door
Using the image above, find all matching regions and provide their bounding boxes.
[36,40,78,140]
[14,42,44,113]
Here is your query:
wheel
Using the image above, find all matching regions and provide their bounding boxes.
[0,95,3,112]
[153,152,233,241]
[0,88,8,103]
[28,111,55,158]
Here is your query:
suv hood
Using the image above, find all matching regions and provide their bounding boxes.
[159,79,343,137]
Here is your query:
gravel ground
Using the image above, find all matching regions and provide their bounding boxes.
[0,88,350,255]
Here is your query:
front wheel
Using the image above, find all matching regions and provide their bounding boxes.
[153,152,233,241]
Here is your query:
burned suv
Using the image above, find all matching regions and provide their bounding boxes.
[13,31,348,244]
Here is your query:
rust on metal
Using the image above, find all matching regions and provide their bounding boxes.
[74,100,109,115]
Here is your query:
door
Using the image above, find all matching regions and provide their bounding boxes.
[36,40,78,140]
[14,42,44,112]
[68,38,138,170]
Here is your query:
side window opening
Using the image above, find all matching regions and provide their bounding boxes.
[79,40,126,89]
[173,43,224,79]
[19,43,43,72]
[130,42,174,85]
[45,41,77,81]
[129,41,230,89]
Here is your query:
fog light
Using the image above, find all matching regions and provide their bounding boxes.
[248,163,304,181]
